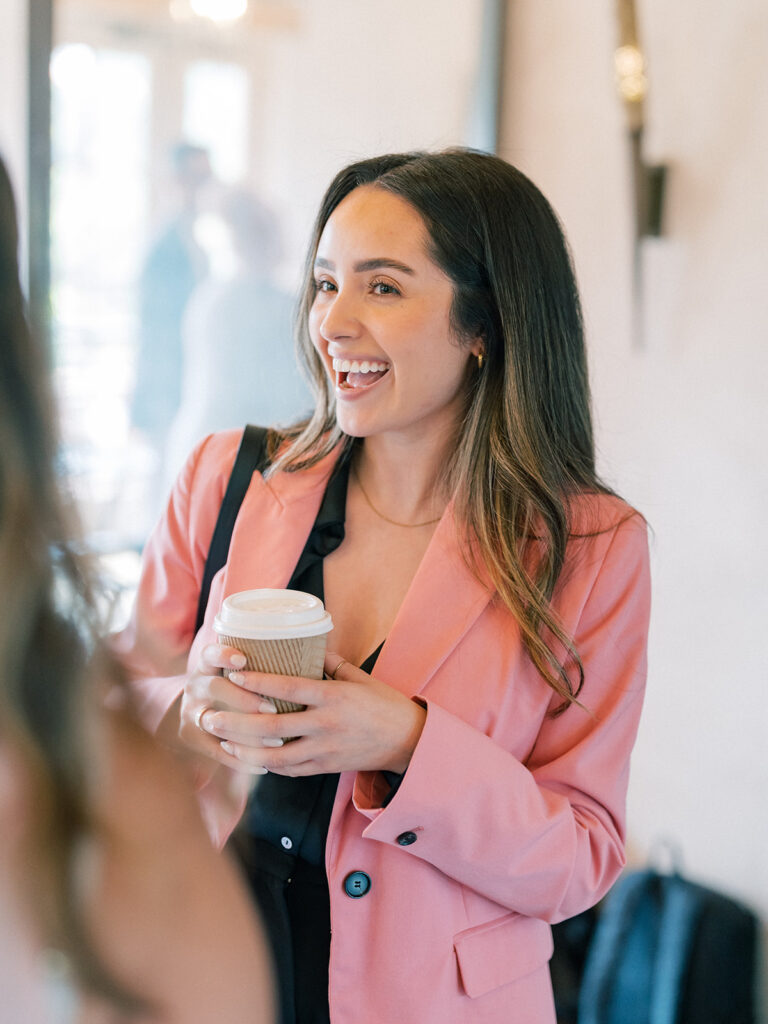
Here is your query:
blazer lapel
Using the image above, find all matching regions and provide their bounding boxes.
[373,507,495,697]
[220,451,338,598]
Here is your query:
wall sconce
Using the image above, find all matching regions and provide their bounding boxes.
[615,0,668,345]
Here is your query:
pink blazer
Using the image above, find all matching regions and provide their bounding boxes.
[118,430,650,1024]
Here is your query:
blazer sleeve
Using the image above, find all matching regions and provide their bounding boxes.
[113,431,240,733]
[352,512,650,923]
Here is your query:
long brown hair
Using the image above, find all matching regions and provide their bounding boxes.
[274,149,628,711]
[0,155,145,1012]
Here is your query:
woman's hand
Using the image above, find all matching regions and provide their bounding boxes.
[177,644,285,779]
[196,652,427,777]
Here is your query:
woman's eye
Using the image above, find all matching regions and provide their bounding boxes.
[371,279,400,296]
[314,278,336,293]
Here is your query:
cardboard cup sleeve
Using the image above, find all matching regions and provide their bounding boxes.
[218,632,328,714]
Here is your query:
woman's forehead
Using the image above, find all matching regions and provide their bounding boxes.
[317,185,431,263]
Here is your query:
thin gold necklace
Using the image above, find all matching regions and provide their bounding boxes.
[352,464,442,528]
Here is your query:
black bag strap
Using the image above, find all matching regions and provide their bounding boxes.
[194,425,269,634]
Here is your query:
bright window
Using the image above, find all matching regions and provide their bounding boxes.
[50,43,152,550]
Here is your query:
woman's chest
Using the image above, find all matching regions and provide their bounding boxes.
[322,523,435,668]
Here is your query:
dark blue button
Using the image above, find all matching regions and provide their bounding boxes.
[343,871,371,898]
[397,831,418,846]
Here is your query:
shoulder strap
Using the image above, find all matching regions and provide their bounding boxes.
[194,425,270,634]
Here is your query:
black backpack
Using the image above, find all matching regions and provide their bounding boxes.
[576,867,758,1024]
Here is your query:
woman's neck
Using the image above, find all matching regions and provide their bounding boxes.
[353,430,454,526]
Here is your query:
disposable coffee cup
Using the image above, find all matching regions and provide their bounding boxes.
[214,589,333,714]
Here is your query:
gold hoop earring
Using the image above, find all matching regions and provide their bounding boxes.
[477,352,484,370]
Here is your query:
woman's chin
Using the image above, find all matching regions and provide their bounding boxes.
[335,413,371,438]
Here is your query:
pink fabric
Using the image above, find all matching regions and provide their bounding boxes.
[117,430,651,1023]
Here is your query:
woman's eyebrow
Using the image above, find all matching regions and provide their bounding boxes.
[314,256,415,275]
[354,257,415,275]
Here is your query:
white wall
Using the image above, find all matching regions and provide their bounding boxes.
[500,0,768,1009]
[256,0,484,283]
[0,0,29,237]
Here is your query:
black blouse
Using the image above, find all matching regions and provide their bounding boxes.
[230,452,396,1024]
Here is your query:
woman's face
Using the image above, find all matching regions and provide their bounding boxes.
[309,185,481,445]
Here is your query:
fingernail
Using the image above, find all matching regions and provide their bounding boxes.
[261,738,284,747]
[229,671,245,684]
[220,741,235,754]
[258,701,278,714]
[250,767,268,775]
[230,654,247,669]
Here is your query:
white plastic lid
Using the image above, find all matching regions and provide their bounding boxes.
[214,589,333,640]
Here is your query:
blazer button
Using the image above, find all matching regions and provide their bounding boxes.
[396,831,418,846]
[343,871,371,898]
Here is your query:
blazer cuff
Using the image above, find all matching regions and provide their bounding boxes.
[353,698,425,815]
[129,673,186,734]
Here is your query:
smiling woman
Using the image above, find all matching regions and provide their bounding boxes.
[118,149,650,1024]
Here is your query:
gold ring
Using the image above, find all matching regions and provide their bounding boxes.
[331,659,349,680]
[195,705,212,731]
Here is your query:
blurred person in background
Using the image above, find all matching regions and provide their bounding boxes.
[164,187,311,485]
[0,153,275,1023]
[130,142,212,514]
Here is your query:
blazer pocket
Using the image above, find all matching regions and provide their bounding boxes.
[453,913,554,999]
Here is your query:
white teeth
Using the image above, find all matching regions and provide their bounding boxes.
[332,358,389,373]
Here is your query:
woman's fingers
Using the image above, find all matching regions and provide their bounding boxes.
[199,642,248,675]
[218,732,330,777]
[198,706,302,745]
[176,644,310,771]
[179,697,276,771]
[232,669,333,708]
[179,651,424,776]
[186,670,269,719]
[216,744,269,775]
[219,739,319,777]
[323,651,365,682]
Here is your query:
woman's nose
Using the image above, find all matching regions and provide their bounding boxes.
[319,289,361,341]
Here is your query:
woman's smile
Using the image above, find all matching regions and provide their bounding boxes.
[332,357,391,392]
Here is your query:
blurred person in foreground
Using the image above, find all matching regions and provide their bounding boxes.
[164,187,311,485]
[0,153,275,1023]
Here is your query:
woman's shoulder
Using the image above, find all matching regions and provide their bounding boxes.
[184,427,339,491]
[186,428,245,484]
[555,490,648,588]
[176,428,270,528]
[567,489,646,543]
